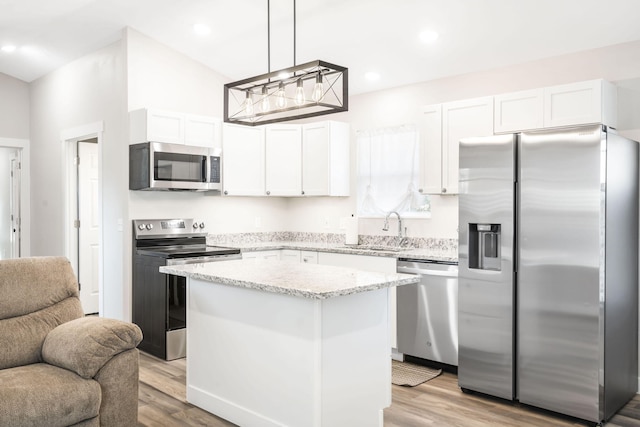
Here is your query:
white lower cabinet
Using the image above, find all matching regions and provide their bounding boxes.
[242,250,281,260]
[317,252,399,350]
[280,249,301,263]
[300,251,318,264]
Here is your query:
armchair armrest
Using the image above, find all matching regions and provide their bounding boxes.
[42,317,142,379]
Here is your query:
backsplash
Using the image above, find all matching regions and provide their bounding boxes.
[207,231,457,253]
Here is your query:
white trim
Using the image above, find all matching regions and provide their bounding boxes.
[60,121,104,142]
[0,137,30,257]
[61,122,104,316]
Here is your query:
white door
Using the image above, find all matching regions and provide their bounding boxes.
[0,147,21,259]
[9,152,20,258]
[78,141,100,314]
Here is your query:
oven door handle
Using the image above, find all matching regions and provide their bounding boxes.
[166,253,242,266]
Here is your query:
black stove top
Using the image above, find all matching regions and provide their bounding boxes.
[136,245,240,259]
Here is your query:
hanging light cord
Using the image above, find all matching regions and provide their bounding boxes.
[293,0,296,67]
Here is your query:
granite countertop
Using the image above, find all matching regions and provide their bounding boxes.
[211,241,458,263]
[160,259,420,300]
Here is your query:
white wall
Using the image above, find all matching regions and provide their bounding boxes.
[29,38,128,320]
[287,39,640,240]
[126,28,290,234]
[0,73,29,139]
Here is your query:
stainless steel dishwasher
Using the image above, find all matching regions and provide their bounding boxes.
[396,258,458,366]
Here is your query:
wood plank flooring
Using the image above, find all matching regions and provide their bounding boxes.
[137,351,640,426]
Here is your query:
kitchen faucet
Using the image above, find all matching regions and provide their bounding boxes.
[383,211,407,245]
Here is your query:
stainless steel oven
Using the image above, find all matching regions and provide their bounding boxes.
[132,218,241,360]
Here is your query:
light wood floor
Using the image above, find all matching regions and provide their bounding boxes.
[137,351,640,426]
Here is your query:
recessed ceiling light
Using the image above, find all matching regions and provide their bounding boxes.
[419,30,439,43]
[1,45,17,53]
[193,23,211,36]
[365,72,380,82]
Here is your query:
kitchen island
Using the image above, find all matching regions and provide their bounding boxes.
[160,259,419,427]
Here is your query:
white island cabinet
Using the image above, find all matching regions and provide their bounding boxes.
[160,260,419,427]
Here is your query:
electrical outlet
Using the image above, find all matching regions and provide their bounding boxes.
[338,217,347,229]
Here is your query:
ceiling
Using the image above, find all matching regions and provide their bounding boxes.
[2,0,640,94]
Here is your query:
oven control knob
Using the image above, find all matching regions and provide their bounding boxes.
[138,224,145,231]
[199,222,205,229]
[145,223,153,230]
[193,222,199,229]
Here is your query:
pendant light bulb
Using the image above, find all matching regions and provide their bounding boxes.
[295,78,305,106]
[311,73,324,102]
[244,91,254,116]
[276,82,287,109]
[261,86,271,113]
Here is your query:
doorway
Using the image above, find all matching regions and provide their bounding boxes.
[0,147,21,259]
[76,139,100,314]
[63,122,103,316]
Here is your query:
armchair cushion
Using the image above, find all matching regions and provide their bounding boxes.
[42,317,142,379]
[0,298,83,370]
[0,363,101,427]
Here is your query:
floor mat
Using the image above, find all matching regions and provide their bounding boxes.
[391,360,442,387]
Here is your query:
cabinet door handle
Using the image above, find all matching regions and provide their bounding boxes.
[418,188,423,193]
[223,190,228,195]
[301,190,305,195]
[442,188,447,193]
[266,190,271,195]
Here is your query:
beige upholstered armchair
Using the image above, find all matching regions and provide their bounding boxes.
[0,256,143,426]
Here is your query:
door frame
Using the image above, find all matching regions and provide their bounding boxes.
[0,137,30,258]
[62,122,104,315]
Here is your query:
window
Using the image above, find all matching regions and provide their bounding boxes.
[357,125,430,217]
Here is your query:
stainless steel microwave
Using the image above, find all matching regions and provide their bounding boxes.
[129,142,221,191]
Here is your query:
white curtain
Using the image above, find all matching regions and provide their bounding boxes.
[357,125,429,216]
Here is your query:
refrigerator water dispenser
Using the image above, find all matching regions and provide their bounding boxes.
[469,223,501,271]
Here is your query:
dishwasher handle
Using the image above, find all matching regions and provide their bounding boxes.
[397,262,458,277]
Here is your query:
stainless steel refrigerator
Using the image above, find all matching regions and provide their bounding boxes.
[458,124,638,424]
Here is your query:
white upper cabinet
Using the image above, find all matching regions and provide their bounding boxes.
[302,121,350,196]
[494,89,544,133]
[129,108,221,148]
[543,79,617,129]
[494,79,617,133]
[221,121,349,197]
[265,124,302,196]
[130,108,185,145]
[422,98,494,195]
[420,104,443,195]
[441,96,494,194]
[222,124,265,196]
[184,114,222,149]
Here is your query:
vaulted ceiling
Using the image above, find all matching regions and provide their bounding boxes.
[2,0,640,94]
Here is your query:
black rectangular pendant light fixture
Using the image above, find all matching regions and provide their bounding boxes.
[224,60,348,126]
[223,1,348,126]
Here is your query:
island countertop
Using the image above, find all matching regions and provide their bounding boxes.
[160,259,419,300]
